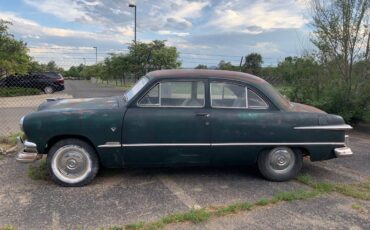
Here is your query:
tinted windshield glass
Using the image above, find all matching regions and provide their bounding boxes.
[124,76,149,101]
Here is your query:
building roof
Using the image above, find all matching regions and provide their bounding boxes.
[146,69,267,84]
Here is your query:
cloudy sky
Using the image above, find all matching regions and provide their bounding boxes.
[0,0,314,68]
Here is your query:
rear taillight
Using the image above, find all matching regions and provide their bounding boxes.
[56,78,64,84]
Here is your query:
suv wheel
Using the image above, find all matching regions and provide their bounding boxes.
[47,138,99,187]
[258,147,302,182]
[44,86,54,94]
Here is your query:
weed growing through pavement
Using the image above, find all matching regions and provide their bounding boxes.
[28,159,48,180]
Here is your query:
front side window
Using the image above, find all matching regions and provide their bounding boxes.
[139,81,205,107]
[210,82,268,109]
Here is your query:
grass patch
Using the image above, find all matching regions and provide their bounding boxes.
[120,188,319,230]
[106,175,370,230]
[296,174,313,185]
[297,174,370,201]
[0,132,23,146]
[0,87,41,97]
[313,182,335,193]
[272,189,318,202]
[255,198,269,206]
[124,222,144,230]
[161,209,210,224]
[335,184,370,201]
[351,203,363,210]
[216,202,253,216]
[0,155,4,161]
[108,227,124,230]
[0,225,16,230]
[28,159,48,180]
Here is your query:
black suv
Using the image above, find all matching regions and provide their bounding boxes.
[0,72,65,94]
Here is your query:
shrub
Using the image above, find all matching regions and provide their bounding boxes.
[0,87,41,97]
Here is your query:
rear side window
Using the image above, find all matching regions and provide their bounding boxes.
[210,82,268,109]
[210,82,246,108]
[248,89,268,108]
[139,81,205,107]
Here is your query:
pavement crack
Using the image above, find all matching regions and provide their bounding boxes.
[157,174,202,210]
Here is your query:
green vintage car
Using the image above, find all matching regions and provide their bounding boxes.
[17,70,353,186]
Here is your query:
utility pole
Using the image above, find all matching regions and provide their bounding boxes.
[239,56,244,71]
[129,4,137,43]
[93,46,97,64]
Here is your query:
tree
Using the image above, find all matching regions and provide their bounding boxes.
[311,0,369,97]
[217,60,237,71]
[243,53,263,74]
[128,40,181,78]
[0,20,31,76]
[194,64,208,69]
[311,0,370,121]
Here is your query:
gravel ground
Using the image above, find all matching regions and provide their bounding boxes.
[0,132,369,229]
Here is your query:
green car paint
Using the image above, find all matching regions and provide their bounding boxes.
[21,70,350,168]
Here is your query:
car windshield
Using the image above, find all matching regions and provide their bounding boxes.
[124,76,149,101]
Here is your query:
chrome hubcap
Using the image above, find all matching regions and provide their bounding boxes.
[45,87,53,94]
[51,145,92,183]
[267,147,295,173]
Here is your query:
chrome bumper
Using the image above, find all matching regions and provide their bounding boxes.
[334,147,353,157]
[16,136,42,163]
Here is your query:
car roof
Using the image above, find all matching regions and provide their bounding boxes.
[146,69,267,84]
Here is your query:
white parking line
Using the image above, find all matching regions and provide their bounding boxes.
[157,175,201,210]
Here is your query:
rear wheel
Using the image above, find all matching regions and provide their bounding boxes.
[258,147,302,182]
[47,138,99,187]
[44,86,54,94]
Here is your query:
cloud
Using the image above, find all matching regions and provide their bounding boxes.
[207,0,308,33]
[0,12,132,44]
[158,30,190,37]
[168,0,210,19]
[23,0,210,32]
[4,0,313,68]
[23,0,94,23]
[165,17,192,30]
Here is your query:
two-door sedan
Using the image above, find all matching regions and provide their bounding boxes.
[16,70,353,186]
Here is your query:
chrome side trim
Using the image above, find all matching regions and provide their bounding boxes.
[211,142,345,146]
[122,143,210,147]
[294,125,353,130]
[98,142,121,148]
[121,142,345,147]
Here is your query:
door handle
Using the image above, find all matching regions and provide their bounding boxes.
[196,113,210,118]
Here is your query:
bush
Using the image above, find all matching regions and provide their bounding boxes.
[0,87,41,97]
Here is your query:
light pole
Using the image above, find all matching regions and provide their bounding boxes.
[93,46,97,64]
[128,3,136,43]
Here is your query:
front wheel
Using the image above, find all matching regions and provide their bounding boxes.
[258,147,302,182]
[47,139,99,187]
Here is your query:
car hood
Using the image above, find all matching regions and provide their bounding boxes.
[289,102,326,114]
[37,97,120,111]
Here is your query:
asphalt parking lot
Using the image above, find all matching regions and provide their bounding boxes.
[0,131,369,229]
